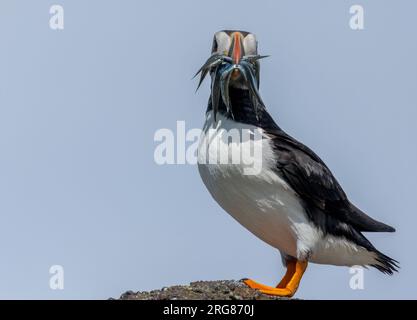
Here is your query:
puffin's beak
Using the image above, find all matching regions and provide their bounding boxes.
[228,32,244,64]
[194,31,268,123]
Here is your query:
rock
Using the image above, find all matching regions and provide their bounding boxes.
[117,280,292,300]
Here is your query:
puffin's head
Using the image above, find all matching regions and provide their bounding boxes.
[194,30,268,120]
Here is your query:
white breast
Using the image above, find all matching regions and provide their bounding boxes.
[197,112,317,259]
[197,112,380,267]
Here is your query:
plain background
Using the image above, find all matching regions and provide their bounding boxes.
[0,0,415,299]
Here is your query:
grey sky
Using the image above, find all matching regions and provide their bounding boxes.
[0,0,415,299]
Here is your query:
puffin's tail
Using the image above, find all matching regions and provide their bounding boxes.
[349,223,399,275]
[371,251,399,275]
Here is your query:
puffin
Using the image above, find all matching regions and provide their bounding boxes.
[194,30,398,297]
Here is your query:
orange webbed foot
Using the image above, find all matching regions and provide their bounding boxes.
[243,260,308,298]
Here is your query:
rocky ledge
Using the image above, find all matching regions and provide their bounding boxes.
[118,280,291,300]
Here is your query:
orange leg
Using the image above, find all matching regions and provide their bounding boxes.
[276,260,296,288]
[243,260,308,297]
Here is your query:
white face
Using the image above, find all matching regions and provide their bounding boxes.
[194,29,265,106]
[194,30,266,119]
[212,30,258,56]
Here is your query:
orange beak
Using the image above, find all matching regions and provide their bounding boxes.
[230,32,244,64]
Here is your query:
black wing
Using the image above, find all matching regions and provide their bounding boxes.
[266,129,395,233]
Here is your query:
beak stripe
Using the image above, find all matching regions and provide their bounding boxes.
[233,32,242,64]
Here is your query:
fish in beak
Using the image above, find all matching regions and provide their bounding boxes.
[194,30,269,122]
